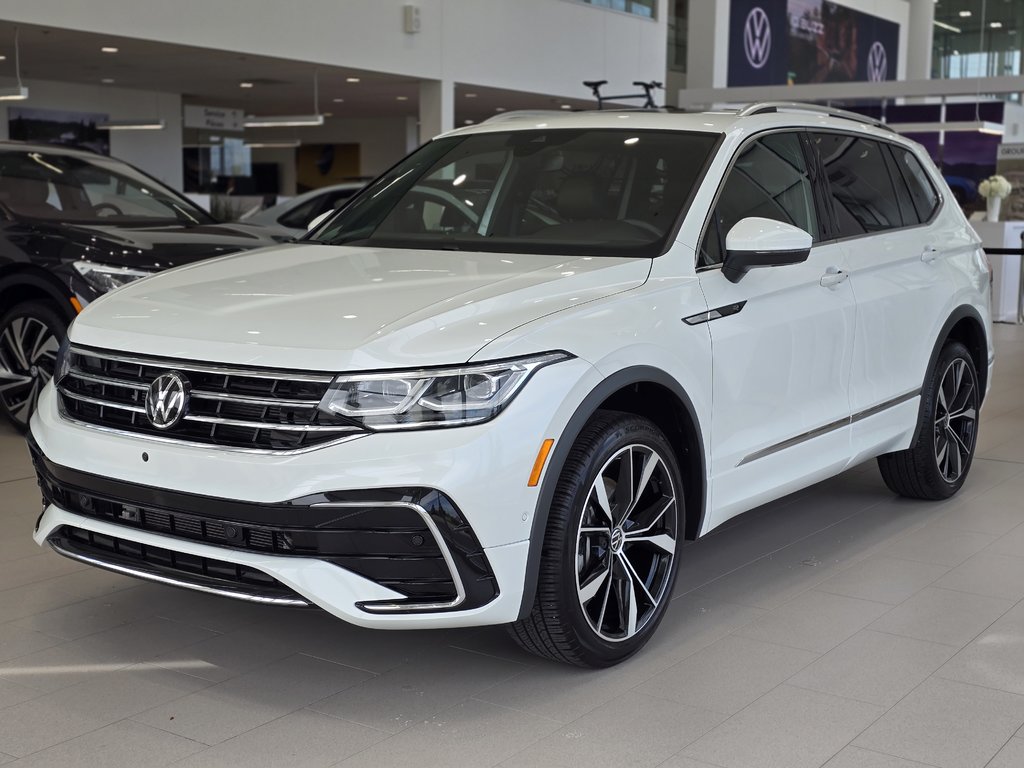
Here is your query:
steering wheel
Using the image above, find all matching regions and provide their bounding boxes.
[91,203,124,217]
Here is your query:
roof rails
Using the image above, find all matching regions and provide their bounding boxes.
[738,101,894,132]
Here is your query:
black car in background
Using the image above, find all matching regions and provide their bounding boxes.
[0,142,280,430]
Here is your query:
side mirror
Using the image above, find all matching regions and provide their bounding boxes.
[306,210,333,232]
[722,217,812,283]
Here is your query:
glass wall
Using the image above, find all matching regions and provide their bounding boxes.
[933,0,1022,79]
[576,0,657,19]
[668,0,688,73]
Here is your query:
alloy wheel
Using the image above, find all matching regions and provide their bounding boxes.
[933,357,978,484]
[0,316,59,427]
[575,444,678,642]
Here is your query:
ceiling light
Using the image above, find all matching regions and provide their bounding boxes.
[346,77,360,83]
[239,81,254,88]
[495,107,506,112]
[959,10,972,16]
[97,119,166,130]
[243,140,302,148]
[101,78,115,84]
[0,85,28,101]
[464,119,474,125]
[934,20,962,32]
[560,104,572,110]
[465,93,477,98]
[890,120,1004,135]
[243,114,326,128]
[0,56,7,62]
[991,21,1003,28]
[101,46,118,53]
[333,97,345,103]
[396,95,408,101]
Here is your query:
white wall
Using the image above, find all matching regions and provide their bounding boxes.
[0,0,668,102]
[0,78,183,189]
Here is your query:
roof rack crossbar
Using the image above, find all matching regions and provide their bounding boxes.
[738,101,894,132]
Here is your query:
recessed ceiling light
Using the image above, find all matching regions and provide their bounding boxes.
[560,104,572,110]
[495,107,506,112]
[464,119,474,124]
[101,46,118,53]
[101,78,115,84]
[0,55,7,62]
[991,21,1003,28]
[953,49,960,54]
[333,97,345,103]
[346,77,360,83]
[465,93,477,98]
[239,81,254,88]
[959,10,972,16]
[396,95,408,101]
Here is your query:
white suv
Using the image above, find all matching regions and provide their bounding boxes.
[29,103,993,667]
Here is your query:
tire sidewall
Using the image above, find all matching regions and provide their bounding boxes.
[921,341,979,497]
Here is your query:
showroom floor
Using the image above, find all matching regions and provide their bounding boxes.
[0,327,1022,768]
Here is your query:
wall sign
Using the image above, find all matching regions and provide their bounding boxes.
[729,0,899,87]
[183,105,244,132]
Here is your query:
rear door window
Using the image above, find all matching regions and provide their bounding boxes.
[813,133,901,237]
[891,146,940,223]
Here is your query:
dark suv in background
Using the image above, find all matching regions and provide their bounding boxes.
[0,142,279,429]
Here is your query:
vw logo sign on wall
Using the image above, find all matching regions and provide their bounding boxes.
[146,371,190,430]
[744,7,772,70]
[867,41,888,82]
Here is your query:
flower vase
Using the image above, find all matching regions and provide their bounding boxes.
[987,196,1002,223]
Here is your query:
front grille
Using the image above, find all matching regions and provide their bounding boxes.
[57,346,364,452]
[50,525,308,605]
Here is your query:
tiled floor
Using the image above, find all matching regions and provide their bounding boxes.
[1,325,1023,767]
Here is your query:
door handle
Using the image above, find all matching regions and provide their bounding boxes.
[820,266,849,289]
[921,246,939,264]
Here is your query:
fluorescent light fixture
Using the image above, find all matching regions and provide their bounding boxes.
[244,140,302,148]
[346,77,360,83]
[560,104,572,110]
[0,56,7,62]
[396,95,409,101]
[959,10,972,17]
[101,78,115,84]
[0,85,28,101]
[991,21,1003,28]
[890,120,1004,136]
[239,81,254,88]
[101,46,118,53]
[934,20,962,33]
[495,107,506,112]
[243,114,325,128]
[97,119,166,130]
[333,97,345,103]
[465,93,477,98]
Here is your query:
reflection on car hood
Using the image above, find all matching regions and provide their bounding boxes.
[47,221,280,270]
[71,244,651,370]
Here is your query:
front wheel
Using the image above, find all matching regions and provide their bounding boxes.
[0,302,67,432]
[509,411,684,667]
[877,341,980,500]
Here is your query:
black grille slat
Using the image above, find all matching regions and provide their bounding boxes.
[57,347,362,452]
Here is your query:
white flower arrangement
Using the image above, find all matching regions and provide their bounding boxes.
[979,174,1012,200]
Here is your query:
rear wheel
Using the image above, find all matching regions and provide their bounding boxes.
[877,341,979,500]
[0,302,66,431]
[509,411,683,667]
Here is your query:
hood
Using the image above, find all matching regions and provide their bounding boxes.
[46,221,281,270]
[71,244,651,371]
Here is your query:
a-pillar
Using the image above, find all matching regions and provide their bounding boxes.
[906,0,935,81]
[419,79,454,147]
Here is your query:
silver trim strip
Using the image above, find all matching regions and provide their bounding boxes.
[58,388,145,414]
[183,413,360,433]
[56,407,368,456]
[70,346,335,383]
[48,541,310,607]
[67,370,149,391]
[190,390,321,408]
[311,500,467,613]
[738,389,921,467]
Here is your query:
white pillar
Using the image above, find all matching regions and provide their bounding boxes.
[419,79,454,146]
[907,0,935,81]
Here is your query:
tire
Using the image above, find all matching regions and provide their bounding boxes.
[0,301,67,432]
[509,411,684,667]
[877,341,980,500]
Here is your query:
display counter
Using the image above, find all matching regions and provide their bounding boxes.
[972,221,1024,324]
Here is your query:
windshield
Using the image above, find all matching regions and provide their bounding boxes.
[0,150,214,225]
[312,128,719,257]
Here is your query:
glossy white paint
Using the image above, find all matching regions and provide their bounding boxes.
[31,108,993,629]
[724,216,814,255]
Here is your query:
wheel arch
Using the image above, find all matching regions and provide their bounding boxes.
[911,304,989,446]
[0,266,77,323]
[517,365,706,620]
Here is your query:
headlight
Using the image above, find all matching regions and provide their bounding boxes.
[318,351,571,430]
[73,261,153,294]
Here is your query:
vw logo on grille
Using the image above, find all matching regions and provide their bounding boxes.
[867,41,888,82]
[146,371,190,430]
[744,7,772,70]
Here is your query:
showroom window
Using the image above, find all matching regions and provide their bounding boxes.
[699,132,818,268]
[575,0,656,19]
[667,0,688,73]
[813,134,901,238]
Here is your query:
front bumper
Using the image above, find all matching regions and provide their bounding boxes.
[28,357,600,628]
